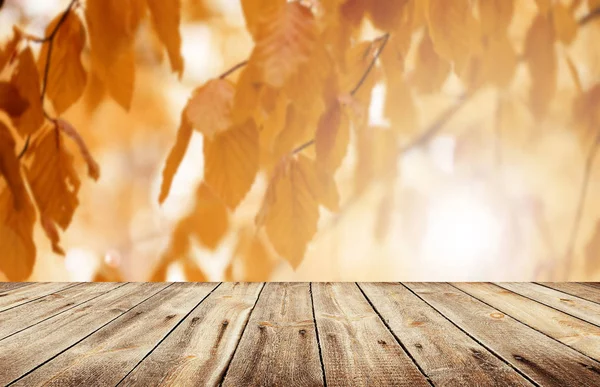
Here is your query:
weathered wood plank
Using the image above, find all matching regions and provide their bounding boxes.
[359,283,532,386]
[0,282,76,312]
[13,282,217,387]
[496,282,600,327]
[0,282,31,292]
[223,283,324,387]
[119,282,263,387]
[312,282,430,387]
[0,282,122,340]
[454,282,600,362]
[0,282,169,385]
[539,283,600,304]
[406,282,600,386]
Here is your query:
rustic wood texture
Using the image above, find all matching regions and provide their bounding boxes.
[1,282,600,386]
[454,282,600,362]
[312,282,430,387]
[496,282,600,327]
[539,282,600,304]
[119,282,263,387]
[406,282,600,386]
[13,283,217,387]
[223,283,324,387]
[0,282,76,312]
[359,283,532,386]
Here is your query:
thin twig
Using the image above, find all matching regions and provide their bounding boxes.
[219,60,248,79]
[563,129,600,277]
[350,33,389,96]
[578,7,600,26]
[17,135,30,159]
[292,33,390,155]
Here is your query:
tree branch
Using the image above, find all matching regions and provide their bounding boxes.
[578,7,600,26]
[563,128,600,277]
[219,60,248,79]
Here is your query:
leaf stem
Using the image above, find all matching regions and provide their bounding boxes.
[219,60,248,79]
[350,33,389,96]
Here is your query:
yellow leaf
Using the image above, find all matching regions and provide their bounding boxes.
[204,119,259,209]
[159,112,193,204]
[27,125,81,255]
[85,0,141,110]
[258,155,320,268]
[315,100,350,174]
[188,183,229,250]
[384,75,417,136]
[182,258,208,281]
[524,14,557,120]
[552,3,578,44]
[241,0,285,38]
[367,0,410,31]
[0,82,29,119]
[411,31,450,93]
[185,79,235,138]
[253,2,317,87]
[0,121,27,210]
[0,182,36,281]
[535,0,552,14]
[427,0,479,73]
[478,0,513,36]
[482,33,517,88]
[147,0,184,77]
[10,47,44,136]
[37,10,87,115]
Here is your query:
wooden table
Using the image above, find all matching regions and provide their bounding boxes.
[1,282,600,386]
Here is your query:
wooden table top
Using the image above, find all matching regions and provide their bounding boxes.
[0,282,599,386]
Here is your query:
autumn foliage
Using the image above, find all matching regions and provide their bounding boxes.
[1,0,600,282]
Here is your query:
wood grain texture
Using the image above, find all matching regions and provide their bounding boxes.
[119,282,263,387]
[539,283,600,304]
[13,282,217,387]
[0,282,168,385]
[223,283,324,387]
[496,282,600,327]
[454,282,600,362]
[406,282,600,386]
[312,282,430,387]
[0,282,31,292]
[0,282,76,312]
[359,283,532,386]
[0,282,122,340]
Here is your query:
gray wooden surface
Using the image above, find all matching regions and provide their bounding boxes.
[1,282,600,386]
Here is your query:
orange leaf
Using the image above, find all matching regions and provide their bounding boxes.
[188,183,229,250]
[315,100,350,174]
[552,3,578,45]
[85,0,142,110]
[159,112,193,204]
[478,0,513,36]
[0,182,36,281]
[253,2,317,87]
[147,0,184,77]
[0,82,29,119]
[27,125,81,255]
[0,28,21,71]
[241,0,285,38]
[258,155,320,268]
[37,10,87,115]
[204,119,259,209]
[0,121,27,210]
[411,31,450,93]
[185,79,235,138]
[427,0,479,73]
[226,227,278,281]
[10,47,44,136]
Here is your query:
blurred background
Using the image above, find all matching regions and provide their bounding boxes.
[1,0,599,282]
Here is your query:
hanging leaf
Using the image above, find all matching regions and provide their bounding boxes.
[552,3,578,45]
[315,100,350,174]
[0,121,27,210]
[147,0,184,77]
[37,10,87,115]
[10,47,44,136]
[188,183,229,250]
[257,155,320,268]
[0,82,29,119]
[204,119,259,209]
[252,2,317,87]
[26,125,81,255]
[185,79,235,138]
[159,112,193,204]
